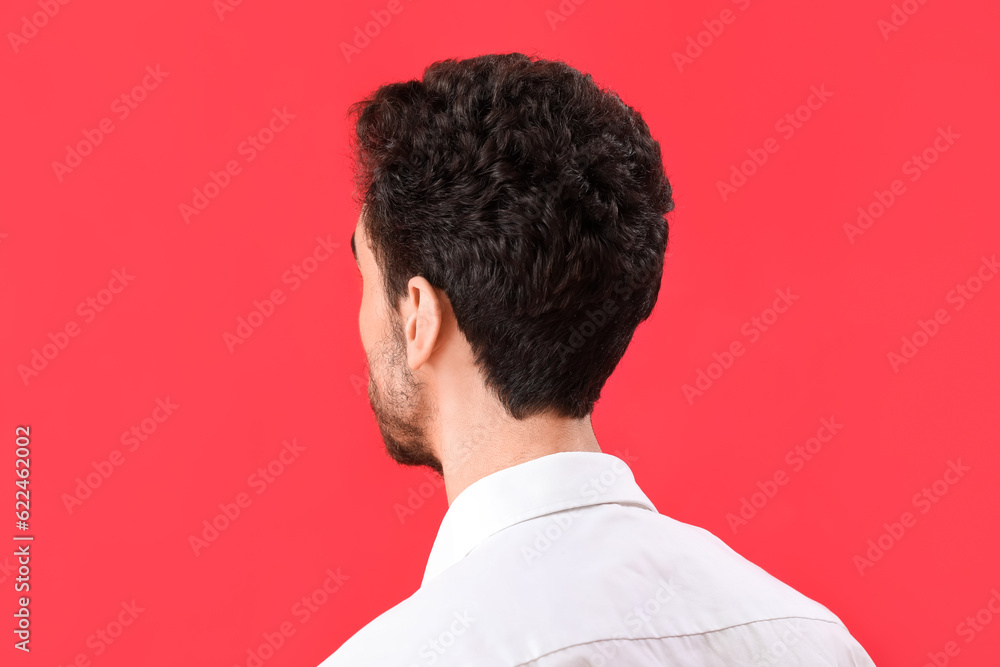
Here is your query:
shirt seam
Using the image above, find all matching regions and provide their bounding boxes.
[511,615,846,666]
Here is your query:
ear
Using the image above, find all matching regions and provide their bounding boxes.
[401,276,442,370]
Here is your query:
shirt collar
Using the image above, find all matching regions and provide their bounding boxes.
[421,450,657,587]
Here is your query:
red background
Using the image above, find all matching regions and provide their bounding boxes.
[3,0,999,665]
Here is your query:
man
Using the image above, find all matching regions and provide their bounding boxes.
[320,53,876,666]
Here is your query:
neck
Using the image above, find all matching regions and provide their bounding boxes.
[437,403,602,505]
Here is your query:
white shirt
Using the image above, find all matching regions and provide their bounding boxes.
[318,451,876,666]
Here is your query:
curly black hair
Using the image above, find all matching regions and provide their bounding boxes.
[348,52,674,420]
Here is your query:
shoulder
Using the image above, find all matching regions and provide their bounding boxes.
[318,503,864,666]
[314,569,499,666]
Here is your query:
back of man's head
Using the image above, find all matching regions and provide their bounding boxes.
[349,52,674,420]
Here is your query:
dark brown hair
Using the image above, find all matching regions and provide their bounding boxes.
[349,53,674,419]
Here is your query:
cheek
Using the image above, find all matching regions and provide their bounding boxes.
[358,287,374,353]
[358,282,386,357]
